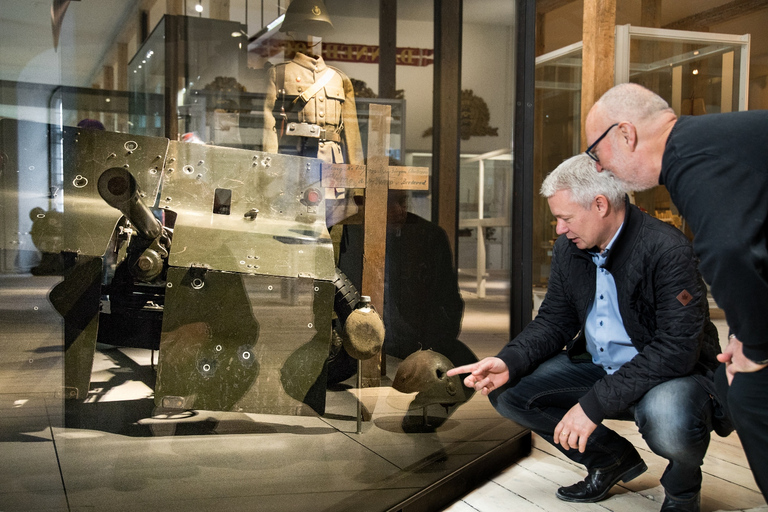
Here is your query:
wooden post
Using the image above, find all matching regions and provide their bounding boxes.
[210,0,230,20]
[321,104,430,389]
[117,43,128,91]
[379,0,397,99]
[432,0,462,261]
[580,0,616,149]
[166,0,183,15]
[640,0,662,27]
[360,104,390,387]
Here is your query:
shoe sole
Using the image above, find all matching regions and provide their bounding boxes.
[555,459,648,503]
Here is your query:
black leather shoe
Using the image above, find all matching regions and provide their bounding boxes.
[556,449,647,503]
[660,494,700,512]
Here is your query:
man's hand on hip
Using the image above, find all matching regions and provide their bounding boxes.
[717,335,768,385]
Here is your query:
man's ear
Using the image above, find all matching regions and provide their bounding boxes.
[618,121,638,151]
[594,195,610,216]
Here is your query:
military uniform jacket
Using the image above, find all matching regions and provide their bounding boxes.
[495,201,721,425]
[263,52,363,164]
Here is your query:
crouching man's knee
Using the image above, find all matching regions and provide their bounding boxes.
[633,377,712,462]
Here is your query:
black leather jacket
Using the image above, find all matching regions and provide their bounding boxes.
[496,201,720,424]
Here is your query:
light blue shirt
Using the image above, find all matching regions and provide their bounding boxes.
[584,223,638,374]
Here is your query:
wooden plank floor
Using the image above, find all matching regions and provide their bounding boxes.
[442,428,766,512]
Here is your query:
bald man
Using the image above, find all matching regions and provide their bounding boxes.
[585,83,768,500]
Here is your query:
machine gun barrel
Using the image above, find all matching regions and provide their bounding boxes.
[98,167,163,240]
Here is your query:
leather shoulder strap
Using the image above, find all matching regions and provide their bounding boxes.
[293,68,338,107]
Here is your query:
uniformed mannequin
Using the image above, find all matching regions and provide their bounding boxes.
[262,1,363,226]
[262,51,363,165]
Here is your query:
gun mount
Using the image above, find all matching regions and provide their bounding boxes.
[98,167,163,240]
[97,167,170,282]
[47,128,367,417]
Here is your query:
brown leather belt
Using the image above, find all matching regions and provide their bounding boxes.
[284,122,341,142]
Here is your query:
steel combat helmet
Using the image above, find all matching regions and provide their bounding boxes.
[392,350,471,410]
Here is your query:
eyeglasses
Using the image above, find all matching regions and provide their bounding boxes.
[585,123,618,162]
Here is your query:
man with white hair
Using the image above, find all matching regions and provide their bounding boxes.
[449,154,725,512]
[585,83,768,501]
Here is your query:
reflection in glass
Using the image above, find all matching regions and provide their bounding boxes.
[0,3,528,511]
[534,44,582,287]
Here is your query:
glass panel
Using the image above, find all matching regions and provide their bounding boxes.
[629,35,745,114]
[627,30,747,234]
[0,2,527,511]
[456,3,515,337]
[533,45,582,287]
[129,19,166,137]
[458,151,512,297]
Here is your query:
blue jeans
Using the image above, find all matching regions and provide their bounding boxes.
[490,352,714,500]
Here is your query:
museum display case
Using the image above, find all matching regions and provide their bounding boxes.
[0,2,525,511]
[4,0,768,510]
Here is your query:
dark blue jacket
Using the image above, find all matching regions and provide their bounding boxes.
[496,201,720,424]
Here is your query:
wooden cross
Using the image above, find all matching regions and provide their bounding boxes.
[321,103,429,387]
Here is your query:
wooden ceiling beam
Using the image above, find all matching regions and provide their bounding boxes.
[664,0,768,30]
[537,0,577,15]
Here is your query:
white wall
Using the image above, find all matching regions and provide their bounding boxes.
[309,14,515,156]
[460,21,515,155]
